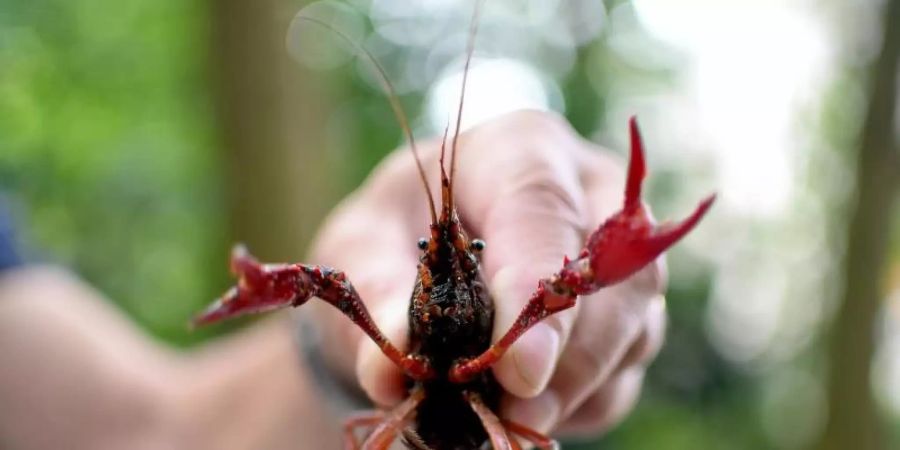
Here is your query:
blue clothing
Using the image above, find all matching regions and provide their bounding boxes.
[0,196,24,272]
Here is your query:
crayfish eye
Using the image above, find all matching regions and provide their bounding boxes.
[470,239,486,252]
[417,238,428,250]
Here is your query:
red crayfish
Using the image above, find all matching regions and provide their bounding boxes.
[193,1,715,449]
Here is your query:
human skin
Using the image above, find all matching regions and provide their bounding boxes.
[311,110,667,438]
[0,266,343,450]
[0,110,665,449]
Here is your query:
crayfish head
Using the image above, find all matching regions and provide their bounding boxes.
[410,219,494,371]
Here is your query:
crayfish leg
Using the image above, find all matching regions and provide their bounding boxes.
[194,245,435,380]
[344,411,386,450]
[359,388,426,450]
[502,419,559,450]
[465,392,521,450]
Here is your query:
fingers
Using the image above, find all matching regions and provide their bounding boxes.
[527,147,668,434]
[306,110,672,432]
[449,111,593,398]
[355,295,410,406]
[553,293,665,420]
[555,366,646,437]
[308,154,425,403]
[499,291,665,435]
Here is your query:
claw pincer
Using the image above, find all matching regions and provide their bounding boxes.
[193,246,313,326]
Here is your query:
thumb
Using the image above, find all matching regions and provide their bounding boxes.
[481,182,586,398]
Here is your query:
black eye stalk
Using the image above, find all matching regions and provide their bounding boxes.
[470,239,486,252]
[417,238,429,250]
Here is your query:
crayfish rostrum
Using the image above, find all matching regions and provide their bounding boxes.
[193,2,715,449]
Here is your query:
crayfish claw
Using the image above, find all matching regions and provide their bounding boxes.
[648,193,716,251]
[230,243,265,284]
[582,193,715,289]
[193,246,307,326]
[574,117,716,291]
[191,288,239,327]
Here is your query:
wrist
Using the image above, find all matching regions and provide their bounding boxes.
[296,313,372,415]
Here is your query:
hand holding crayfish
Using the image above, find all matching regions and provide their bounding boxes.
[196,109,714,448]
[316,110,709,440]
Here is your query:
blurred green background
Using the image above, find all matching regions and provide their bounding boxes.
[1,0,898,449]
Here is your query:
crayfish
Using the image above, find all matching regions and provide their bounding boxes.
[193,1,715,449]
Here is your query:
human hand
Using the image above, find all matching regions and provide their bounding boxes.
[310,110,667,437]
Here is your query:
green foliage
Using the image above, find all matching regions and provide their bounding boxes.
[0,0,225,345]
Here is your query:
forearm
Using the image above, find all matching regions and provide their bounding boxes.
[174,318,342,450]
[0,266,179,450]
[0,266,340,450]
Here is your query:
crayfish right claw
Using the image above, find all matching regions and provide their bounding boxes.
[230,244,264,283]
[562,118,715,292]
[193,246,307,326]
[646,193,716,253]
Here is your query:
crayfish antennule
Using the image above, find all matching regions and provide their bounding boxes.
[625,116,647,210]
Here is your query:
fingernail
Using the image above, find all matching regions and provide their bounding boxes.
[503,389,561,434]
[492,267,562,398]
[510,322,561,396]
[491,266,535,306]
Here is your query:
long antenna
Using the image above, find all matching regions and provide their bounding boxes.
[292,15,438,223]
[447,0,485,208]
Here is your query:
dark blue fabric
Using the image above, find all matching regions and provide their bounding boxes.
[0,196,24,272]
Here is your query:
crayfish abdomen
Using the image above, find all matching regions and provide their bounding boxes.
[412,376,502,450]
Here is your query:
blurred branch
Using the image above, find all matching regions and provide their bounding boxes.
[816,1,899,449]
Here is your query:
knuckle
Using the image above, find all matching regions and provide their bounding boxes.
[559,391,612,436]
[624,260,668,299]
[498,110,571,139]
[566,335,615,383]
[558,367,645,437]
[616,295,667,368]
[489,152,587,226]
[568,295,645,375]
[504,178,585,229]
[619,328,652,369]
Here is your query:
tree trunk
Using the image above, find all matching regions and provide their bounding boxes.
[211,0,338,262]
[816,1,900,449]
